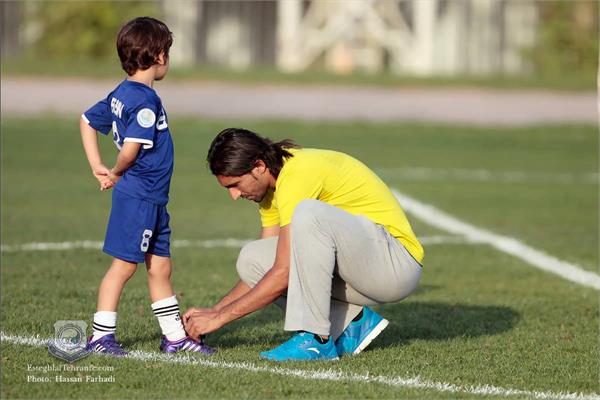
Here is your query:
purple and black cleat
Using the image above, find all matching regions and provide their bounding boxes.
[159,336,215,355]
[87,334,128,357]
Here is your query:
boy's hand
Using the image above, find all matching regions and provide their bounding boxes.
[108,169,123,185]
[92,164,114,191]
[100,179,114,191]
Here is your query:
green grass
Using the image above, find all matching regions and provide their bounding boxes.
[2,57,596,92]
[1,117,598,399]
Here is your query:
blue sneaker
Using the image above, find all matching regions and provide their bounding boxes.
[87,334,127,357]
[260,332,339,362]
[335,307,389,356]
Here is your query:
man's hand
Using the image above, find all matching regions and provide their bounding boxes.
[182,307,215,323]
[183,309,223,339]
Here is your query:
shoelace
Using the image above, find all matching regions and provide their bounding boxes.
[181,339,214,354]
[103,339,125,352]
[276,333,310,351]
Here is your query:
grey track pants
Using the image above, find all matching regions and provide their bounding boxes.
[236,199,422,338]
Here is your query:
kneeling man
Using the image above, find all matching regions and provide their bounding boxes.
[184,128,423,361]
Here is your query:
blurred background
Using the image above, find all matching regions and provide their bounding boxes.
[1,0,597,89]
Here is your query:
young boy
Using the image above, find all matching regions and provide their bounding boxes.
[80,16,213,356]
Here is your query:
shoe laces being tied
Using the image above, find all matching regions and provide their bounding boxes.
[102,338,126,353]
[185,338,216,355]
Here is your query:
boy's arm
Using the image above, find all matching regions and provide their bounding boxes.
[109,141,141,183]
[80,117,112,190]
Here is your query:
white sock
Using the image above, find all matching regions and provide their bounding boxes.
[92,311,117,341]
[151,295,186,341]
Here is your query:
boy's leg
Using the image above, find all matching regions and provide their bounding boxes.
[145,255,215,354]
[92,258,137,341]
[97,258,138,311]
[145,253,175,302]
[95,190,149,342]
[143,204,187,342]
[144,206,214,354]
[145,253,186,341]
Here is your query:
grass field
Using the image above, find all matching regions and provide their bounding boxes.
[1,117,598,399]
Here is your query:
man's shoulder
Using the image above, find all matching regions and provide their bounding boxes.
[285,148,329,161]
[278,148,338,184]
[284,148,347,169]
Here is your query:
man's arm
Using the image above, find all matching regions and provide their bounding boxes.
[183,279,252,322]
[261,225,280,239]
[184,225,291,337]
[183,225,280,323]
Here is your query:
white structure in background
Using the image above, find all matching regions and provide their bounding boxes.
[276,0,537,76]
[162,0,537,77]
[163,0,199,66]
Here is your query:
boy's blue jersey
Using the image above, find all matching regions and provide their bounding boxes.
[83,80,173,205]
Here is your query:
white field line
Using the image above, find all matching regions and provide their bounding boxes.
[393,190,600,290]
[0,239,252,253]
[376,167,599,185]
[2,332,598,400]
[0,235,475,253]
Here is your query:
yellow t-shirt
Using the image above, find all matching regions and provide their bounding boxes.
[259,148,424,263]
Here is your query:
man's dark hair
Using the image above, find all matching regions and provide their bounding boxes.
[207,128,299,178]
[117,17,173,76]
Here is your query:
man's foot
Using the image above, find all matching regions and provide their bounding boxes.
[260,332,339,362]
[335,307,389,356]
[159,336,215,355]
[87,334,128,357]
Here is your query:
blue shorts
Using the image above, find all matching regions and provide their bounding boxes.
[103,189,171,263]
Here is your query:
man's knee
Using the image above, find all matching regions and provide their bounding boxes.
[236,240,269,287]
[291,199,328,230]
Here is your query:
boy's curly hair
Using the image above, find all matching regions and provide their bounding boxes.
[117,17,173,76]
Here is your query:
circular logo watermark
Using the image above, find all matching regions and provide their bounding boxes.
[48,320,91,363]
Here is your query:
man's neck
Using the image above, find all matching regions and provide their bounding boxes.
[267,171,277,189]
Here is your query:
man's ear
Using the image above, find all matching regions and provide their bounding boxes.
[157,52,166,65]
[254,160,267,174]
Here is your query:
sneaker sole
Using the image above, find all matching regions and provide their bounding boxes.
[352,318,389,355]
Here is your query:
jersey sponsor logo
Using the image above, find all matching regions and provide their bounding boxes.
[137,108,156,128]
[110,97,124,118]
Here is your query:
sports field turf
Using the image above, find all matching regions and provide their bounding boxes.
[1,117,598,399]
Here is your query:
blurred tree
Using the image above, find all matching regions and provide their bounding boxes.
[29,1,161,61]
[527,1,598,77]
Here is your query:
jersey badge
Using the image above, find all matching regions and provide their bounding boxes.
[137,108,156,128]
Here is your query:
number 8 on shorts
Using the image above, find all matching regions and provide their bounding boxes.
[141,229,153,252]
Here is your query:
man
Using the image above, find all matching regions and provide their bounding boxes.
[183,128,423,361]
